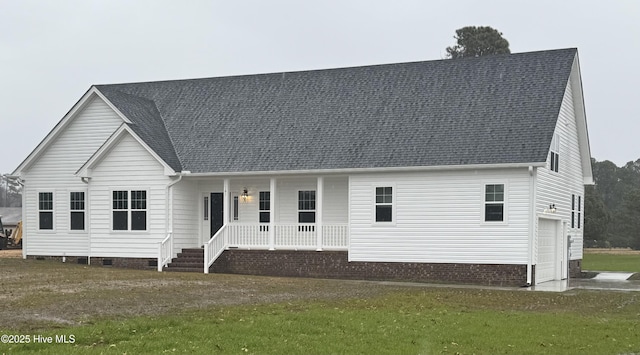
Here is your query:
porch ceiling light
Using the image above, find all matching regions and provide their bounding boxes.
[241,188,249,202]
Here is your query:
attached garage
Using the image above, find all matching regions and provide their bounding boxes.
[536,218,564,284]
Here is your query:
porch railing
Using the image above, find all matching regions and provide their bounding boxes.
[275,224,317,249]
[227,224,269,248]
[321,225,349,248]
[225,223,348,250]
[157,232,173,272]
[204,224,228,274]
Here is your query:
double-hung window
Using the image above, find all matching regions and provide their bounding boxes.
[375,187,393,222]
[298,191,316,223]
[39,192,54,230]
[70,192,85,231]
[578,195,581,228]
[484,184,505,222]
[572,194,582,229]
[550,133,560,173]
[112,190,147,231]
[259,191,270,223]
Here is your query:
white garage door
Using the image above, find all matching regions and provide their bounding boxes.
[536,218,558,284]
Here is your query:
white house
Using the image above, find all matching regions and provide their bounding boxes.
[12,48,592,286]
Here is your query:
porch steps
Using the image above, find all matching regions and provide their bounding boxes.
[164,248,205,273]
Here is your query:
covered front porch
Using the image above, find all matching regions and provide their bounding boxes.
[159,175,350,272]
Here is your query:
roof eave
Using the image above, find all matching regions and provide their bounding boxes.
[180,162,546,178]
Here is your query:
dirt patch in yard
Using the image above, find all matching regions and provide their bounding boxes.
[0,249,22,258]
[584,248,640,255]
[0,258,408,331]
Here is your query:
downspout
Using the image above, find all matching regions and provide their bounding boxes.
[166,173,186,237]
[526,166,535,286]
[81,177,91,265]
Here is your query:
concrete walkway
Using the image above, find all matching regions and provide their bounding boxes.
[592,272,634,280]
[523,272,640,292]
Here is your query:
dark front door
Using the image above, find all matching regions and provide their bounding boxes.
[210,193,224,238]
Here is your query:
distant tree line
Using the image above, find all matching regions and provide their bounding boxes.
[585,158,640,249]
[0,175,21,207]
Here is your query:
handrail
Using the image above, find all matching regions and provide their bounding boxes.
[204,225,228,274]
[157,232,173,272]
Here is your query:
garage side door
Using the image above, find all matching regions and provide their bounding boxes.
[536,218,557,284]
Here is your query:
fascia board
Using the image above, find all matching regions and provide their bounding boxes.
[570,53,595,185]
[181,162,544,178]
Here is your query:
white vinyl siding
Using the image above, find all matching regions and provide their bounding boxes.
[276,178,317,225]
[350,168,530,264]
[322,177,348,224]
[22,95,122,256]
[221,177,347,225]
[536,75,585,261]
[88,133,171,258]
[171,179,199,253]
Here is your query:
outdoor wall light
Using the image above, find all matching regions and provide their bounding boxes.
[241,188,249,202]
[544,204,557,214]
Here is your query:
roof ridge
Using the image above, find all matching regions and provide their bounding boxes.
[94,48,577,87]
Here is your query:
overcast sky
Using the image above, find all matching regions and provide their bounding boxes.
[1,0,638,174]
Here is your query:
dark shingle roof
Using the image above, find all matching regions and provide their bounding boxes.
[95,48,577,173]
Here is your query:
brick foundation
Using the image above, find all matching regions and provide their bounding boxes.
[27,252,578,287]
[569,259,582,278]
[210,250,528,286]
[27,255,157,270]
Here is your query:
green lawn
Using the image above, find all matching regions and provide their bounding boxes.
[1,258,640,354]
[583,252,640,272]
[3,289,640,354]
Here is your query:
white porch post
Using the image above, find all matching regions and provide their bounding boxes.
[316,176,323,251]
[223,178,230,224]
[269,178,276,250]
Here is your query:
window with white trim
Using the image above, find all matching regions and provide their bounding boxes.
[550,133,560,173]
[375,187,393,222]
[484,184,504,222]
[259,191,270,223]
[572,194,582,229]
[39,192,54,230]
[298,190,316,223]
[233,195,239,221]
[112,190,147,231]
[70,192,85,231]
[578,195,581,229]
[203,196,209,221]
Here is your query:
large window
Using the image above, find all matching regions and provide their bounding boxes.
[550,133,560,173]
[484,184,505,222]
[298,190,316,223]
[70,192,85,231]
[375,187,393,222]
[39,192,53,230]
[112,190,147,231]
[259,191,270,223]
